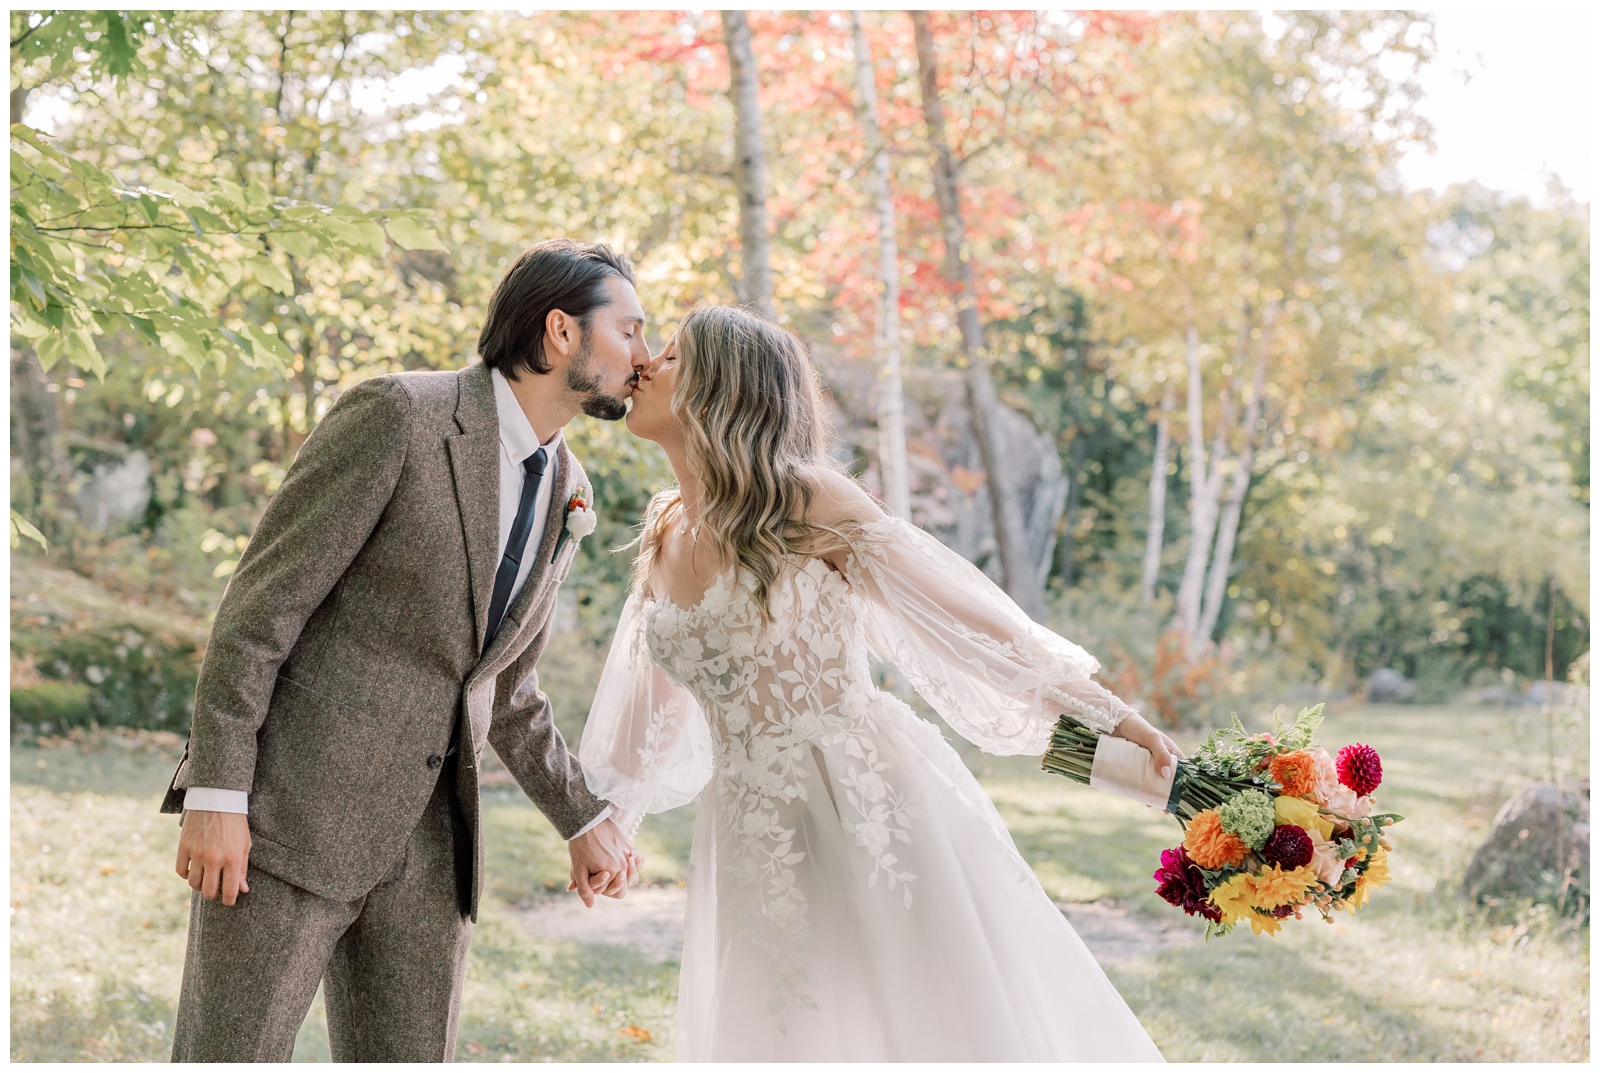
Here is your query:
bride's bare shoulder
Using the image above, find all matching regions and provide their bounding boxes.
[804,468,887,528]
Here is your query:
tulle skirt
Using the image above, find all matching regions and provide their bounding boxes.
[673,691,1165,1062]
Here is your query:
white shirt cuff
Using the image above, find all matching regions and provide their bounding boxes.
[569,805,613,840]
[183,787,250,814]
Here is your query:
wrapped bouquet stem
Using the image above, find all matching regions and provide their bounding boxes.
[1041,704,1403,938]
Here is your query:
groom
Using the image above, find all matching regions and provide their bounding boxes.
[161,239,648,1061]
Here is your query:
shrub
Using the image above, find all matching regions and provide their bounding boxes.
[17,624,199,732]
[9,681,95,734]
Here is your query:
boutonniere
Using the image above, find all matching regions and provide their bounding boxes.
[552,485,597,560]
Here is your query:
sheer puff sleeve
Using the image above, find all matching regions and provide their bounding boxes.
[843,514,1139,755]
[578,592,713,838]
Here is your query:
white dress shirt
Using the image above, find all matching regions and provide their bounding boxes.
[187,368,610,840]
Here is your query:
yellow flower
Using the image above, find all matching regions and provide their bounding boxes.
[1209,874,1255,926]
[1274,793,1336,841]
[1248,864,1319,910]
[1246,912,1284,936]
[1344,848,1391,911]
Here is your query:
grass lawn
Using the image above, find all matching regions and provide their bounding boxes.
[9,703,1589,1061]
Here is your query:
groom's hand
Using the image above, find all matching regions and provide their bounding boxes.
[567,816,641,908]
[175,810,252,906]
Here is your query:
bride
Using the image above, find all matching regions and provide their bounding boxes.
[579,305,1176,1061]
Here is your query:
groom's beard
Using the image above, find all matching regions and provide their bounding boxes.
[565,338,632,422]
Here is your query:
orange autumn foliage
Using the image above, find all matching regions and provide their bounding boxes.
[1183,809,1249,870]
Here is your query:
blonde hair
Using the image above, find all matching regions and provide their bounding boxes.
[633,306,857,619]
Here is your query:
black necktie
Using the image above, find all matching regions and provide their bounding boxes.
[483,448,547,652]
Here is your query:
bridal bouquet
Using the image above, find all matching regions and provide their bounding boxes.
[1042,705,1401,937]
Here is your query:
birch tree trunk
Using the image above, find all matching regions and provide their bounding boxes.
[911,10,1042,621]
[721,10,775,318]
[850,10,910,519]
[1173,321,1228,644]
[1139,381,1175,606]
[1198,305,1275,641]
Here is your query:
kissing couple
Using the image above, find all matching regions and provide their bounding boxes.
[163,239,1177,1062]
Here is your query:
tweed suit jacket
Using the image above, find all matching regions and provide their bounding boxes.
[161,362,609,919]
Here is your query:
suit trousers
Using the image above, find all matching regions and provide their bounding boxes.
[170,771,472,1062]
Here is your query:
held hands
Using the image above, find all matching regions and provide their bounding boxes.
[566,816,642,908]
[174,810,252,906]
[1109,712,1185,781]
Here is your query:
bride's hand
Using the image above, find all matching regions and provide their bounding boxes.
[1109,712,1184,780]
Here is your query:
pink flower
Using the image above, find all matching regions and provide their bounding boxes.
[1308,748,1340,806]
[1306,827,1346,888]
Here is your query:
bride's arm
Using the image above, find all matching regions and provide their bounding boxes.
[807,470,1179,773]
[577,591,713,838]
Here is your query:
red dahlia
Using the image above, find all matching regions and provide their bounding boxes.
[1154,846,1222,923]
[1261,823,1314,869]
[1336,743,1383,796]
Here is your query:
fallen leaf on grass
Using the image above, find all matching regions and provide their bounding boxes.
[464,1041,488,1056]
[620,1025,652,1042]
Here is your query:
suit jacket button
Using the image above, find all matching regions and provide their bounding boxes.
[427,754,443,769]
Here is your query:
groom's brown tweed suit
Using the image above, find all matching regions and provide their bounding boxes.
[162,362,608,1061]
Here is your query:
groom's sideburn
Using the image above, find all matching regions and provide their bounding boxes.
[164,363,605,1062]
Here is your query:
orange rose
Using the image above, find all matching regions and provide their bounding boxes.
[1184,809,1250,870]
[1269,750,1319,798]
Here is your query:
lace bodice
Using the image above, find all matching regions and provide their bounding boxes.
[579,516,1138,837]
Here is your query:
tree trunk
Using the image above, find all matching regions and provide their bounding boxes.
[721,11,775,319]
[9,345,69,527]
[911,10,1042,621]
[11,83,32,126]
[1173,321,1227,644]
[1058,432,1089,587]
[1197,309,1272,641]
[1139,381,1175,606]
[850,11,909,519]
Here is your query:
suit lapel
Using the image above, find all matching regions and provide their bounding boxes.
[479,441,574,668]
[446,365,501,656]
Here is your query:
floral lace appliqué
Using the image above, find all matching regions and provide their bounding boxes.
[642,558,919,1028]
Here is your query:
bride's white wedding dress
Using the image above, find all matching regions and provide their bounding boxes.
[580,515,1164,1061]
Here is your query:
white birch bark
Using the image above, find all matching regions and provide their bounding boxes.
[1139,381,1175,606]
[850,11,910,519]
[1198,304,1276,641]
[911,10,1042,621]
[1173,322,1227,644]
[721,10,775,318]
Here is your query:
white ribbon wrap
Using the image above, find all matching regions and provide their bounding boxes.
[1089,734,1175,810]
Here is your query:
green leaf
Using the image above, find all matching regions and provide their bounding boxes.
[159,328,209,372]
[18,270,48,309]
[35,333,65,370]
[244,181,274,214]
[148,176,206,210]
[383,216,446,251]
[249,257,295,295]
[64,328,106,379]
[273,228,315,260]
[242,324,293,368]
[212,178,246,215]
[349,219,390,257]
[10,509,48,551]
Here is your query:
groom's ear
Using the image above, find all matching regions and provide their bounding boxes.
[543,308,578,364]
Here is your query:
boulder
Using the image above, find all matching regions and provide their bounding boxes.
[1462,779,1589,914]
[1366,667,1415,703]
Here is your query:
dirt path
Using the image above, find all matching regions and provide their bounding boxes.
[516,887,1196,966]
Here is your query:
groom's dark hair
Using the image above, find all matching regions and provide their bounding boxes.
[478,239,636,378]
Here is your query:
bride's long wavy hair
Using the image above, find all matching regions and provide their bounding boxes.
[632,305,857,618]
